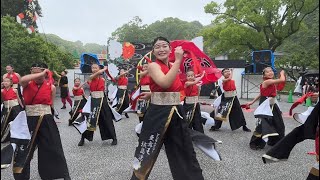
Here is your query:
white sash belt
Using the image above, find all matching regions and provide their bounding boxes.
[91,91,104,98]
[25,104,51,116]
[151,92,180,105]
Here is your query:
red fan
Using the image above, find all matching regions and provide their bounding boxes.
[169,40,221,85]
[240,104,251,109]
[241,104,255,112]
[122,42,135,60]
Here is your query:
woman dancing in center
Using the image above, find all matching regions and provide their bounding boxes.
[131,37,204,180]
[246,67,286,150]
[77,64,117,146]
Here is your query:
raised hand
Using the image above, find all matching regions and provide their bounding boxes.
[174,46,184,63]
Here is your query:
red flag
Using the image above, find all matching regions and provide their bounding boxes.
[169,40,221,85]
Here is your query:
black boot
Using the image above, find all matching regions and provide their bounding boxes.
[78,136,85,146]
[209,126,219,131]
[68,120,72,126]
[111,139,117,145]
[125,113,129,118]
[243,126,251,132]
[61,105,66,109]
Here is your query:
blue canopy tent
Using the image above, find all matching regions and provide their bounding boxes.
[80,53,103,73]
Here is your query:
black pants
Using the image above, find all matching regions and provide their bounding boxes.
[213,96,246,131]
[83,97,117,141]
[13,115,70,180]
[250,98,285,149]
[265,103,319,160]
[131,104,204,180]
[1,105,22,142]
[69,98,87,123]
[184,103,204,133]
[115,89,130,114]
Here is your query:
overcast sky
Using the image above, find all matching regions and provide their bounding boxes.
[37,0,225,45]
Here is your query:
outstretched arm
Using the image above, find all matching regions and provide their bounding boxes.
[117,69,131,79]
[185,72,205,88]
[88,66,108,82]
[73,83,86,90]
[20,69,49,88]
[247,94,261,106]
[53,70,61,78]
[262,70,286,88]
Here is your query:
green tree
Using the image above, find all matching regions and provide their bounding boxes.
[40,33,106,56]
[1,0,24,17]
[111,16,204,42]
[202,0,319,58]
[147,18,203,41]
[1,0,42,29]
[1,16,74,76]
[276,8,319,80]
[111,16,150,42]
[83,43,107,54]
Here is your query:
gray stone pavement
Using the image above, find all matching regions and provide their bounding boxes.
[1,96,316,180]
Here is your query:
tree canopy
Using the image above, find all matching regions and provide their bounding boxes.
[111,16,203,42]
[1,0,42,29]
[40,34,106,57]
[1,16,75,76]
[202,0,319,58]
[276,8,319,80]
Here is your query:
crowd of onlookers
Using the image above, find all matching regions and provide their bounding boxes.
[295,75,319,96]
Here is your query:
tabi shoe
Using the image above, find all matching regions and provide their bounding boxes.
[125,113,129,118]
[243,126,252,132]
[262,154,280,164]
[78,137,85,146]
[209,126,219,131]
[111,139,118,146]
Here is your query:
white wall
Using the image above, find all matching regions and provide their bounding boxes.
[215,55,228,60]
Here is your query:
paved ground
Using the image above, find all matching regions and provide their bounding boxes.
[1,96,316,180]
